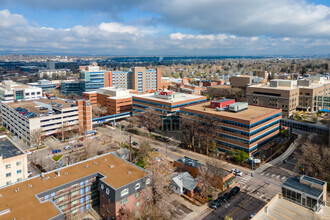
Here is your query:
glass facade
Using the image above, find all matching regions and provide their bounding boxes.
[15,91,24,100]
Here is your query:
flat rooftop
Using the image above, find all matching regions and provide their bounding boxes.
[133,92,205,104]
[282,177,323,198]
[6,98,77,117]
[0,136,24,159]
[181,102,280,122]
[253,194,327,220]
[0,153,148,220]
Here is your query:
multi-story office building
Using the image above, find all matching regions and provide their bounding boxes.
[82,87,132,115]
[0,80,42,101]
[0,98,92,145]
[60,80,81,96]
[180,101,282,155]
[80,63,106,92]
[230,75,263,89]
[0,135,28,187]
[247,79,330,117]
[104,67,161,93]
[132,91,206,131]
[38,69,68,79]
[28,80,57,91]
[0,153,152,219]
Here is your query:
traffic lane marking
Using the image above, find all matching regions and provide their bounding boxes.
[228,196,253,217]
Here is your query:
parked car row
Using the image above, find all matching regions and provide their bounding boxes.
[209,186,240,209]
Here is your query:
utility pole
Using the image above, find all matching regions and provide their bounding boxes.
[129,135,132,162]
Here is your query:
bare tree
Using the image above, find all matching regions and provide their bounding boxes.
[92,104,108,118]
[30,128,43,148]
[135,109,162,136]
[82,139,100,158]
[126,116,138,131]
[180,116,199,152]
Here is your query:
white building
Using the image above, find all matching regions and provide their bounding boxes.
[0,80,42,101]
[38,69,69,79]
[0,98,92,145]
[0,135,28,187]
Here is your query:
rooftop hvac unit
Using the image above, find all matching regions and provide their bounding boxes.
[228,102,248,112]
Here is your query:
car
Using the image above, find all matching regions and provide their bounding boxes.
[65,100,74,103]
[209,198,223,209]
[75,143,83,148]
[28,171,32,177]
[79,137,84,141]
[40,107,48,110]
[52,149,62,154]
[249,213,256,219]
[57,104,63,108]
[230,186,240,196]
[153,148,159,152]
[132,142,138,146]
[231,168,243,176]
[158,137,163,141]
[64,145,72,150]
[138,125,142,128]
[88,136,95,139]
[69,140,76,144]
[164,136,170,142]
[50,102,56,105]
[26,151,32,155]
[221,193,231,201]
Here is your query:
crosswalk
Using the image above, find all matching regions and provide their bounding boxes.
[260,172,287,182]
[236,175,252,184]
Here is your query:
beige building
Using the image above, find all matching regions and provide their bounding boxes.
[0,135,28,187]
[230,75,263,89]
[247,79,330,117]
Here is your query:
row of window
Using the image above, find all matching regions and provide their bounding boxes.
[6,170,22,177]
[5,161,22,169]
[6,178,22,185]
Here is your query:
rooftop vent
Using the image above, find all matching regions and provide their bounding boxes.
[128,172,131,174]
[85,165,89,168]
[64,172,69,175]
[109,165,114,168]
[28,184,32,188]
[93,162,98,165]
[104,159,107,161]
[45,176,50,179]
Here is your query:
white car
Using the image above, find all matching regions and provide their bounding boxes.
[64,145,72,150]
[28,171,32,177]
[26,151,33,155]
[231,168,243,176]
[68,140,76,144]
[88,136,95,139]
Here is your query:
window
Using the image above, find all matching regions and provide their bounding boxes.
[106,188,110,195]
[121,189,129,197]
[80,181,84,186]
[71,199,79,206]
[17,178,22,182]
[135,202,140,207]
[85,186,89,192]
[57,195,66,202]
[80,198,84,203]
[45,195,49,200]
[135,192,140,198]
[60,205,67,210]
[107,207,111,213]
[80,189,84,194]
[6,173,11,177]
[135,183,141,190]
[71,190,79,197]
[86,195,89,201]
[16,161,21,166]
[120,198,128,205]
[5,164,11,169]
[146,178,151,185]
[101,184,104,189]
[17,170,22,174]
[6,181,12,185]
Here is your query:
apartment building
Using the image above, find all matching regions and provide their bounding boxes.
[0,98,92,145]
[38,69,68,79]
[0,80,42,101]
[82,87,132,115]
[180,101,282,155]
[104,67,161,93]
[0,135,28,187]
[247,79,330,117]
[0,153,152,220]
[132,91,206,131]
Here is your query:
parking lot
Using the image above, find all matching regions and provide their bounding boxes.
[204,191,266,220]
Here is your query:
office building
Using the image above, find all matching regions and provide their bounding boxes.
[247,79,330,117]
[46,60,55,70]
[38,69,68,79]
[252,175,328,220]
[230,75,263,89]
[0,80,42,102]
[60,80,81,96]
[132,91,206,131]
[0,98,92,145]
[28,80,57,91]
[104,67,161,93]
[82,87,132,115]
[0,153,152,219]
[180,101,282,155]
[0,135,28,187]
[79,63,106,92]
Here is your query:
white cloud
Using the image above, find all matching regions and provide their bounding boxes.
[0,9,330,55]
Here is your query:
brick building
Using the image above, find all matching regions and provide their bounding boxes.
[0,153,152,220]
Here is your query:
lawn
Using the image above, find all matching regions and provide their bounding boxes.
[52,155,63,161]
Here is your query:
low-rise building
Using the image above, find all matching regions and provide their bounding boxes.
[253,175,328,220]
[0,135,28,187]
[0,80,42,101]
[0,98,92,145]
[28,80,57,91]
[230,75,263,89]
[171,172,197,198]
[38,69,68,79]
[181,101,282,155]
[0,153,152,219]
[132,91,206,131]
[82,87,132,115]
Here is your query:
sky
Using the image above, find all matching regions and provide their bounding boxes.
[0,0,330,56]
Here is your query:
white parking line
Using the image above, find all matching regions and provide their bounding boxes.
[266,173,270,176]
[271,174,275,178]
[276,175,281,179]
